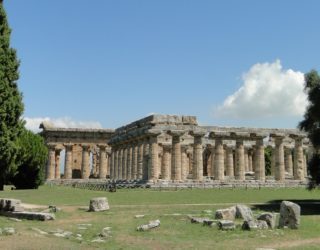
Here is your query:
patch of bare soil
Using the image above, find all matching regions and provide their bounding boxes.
[264,237,320,249]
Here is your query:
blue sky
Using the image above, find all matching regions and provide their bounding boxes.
[4,0,320,130]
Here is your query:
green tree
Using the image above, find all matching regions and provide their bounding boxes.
[0,1,24,190]
[12,128,48,189]
[264,146,272,176]
[299,69,320,187]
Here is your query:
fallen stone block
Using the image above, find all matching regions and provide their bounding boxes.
[190,217,211,224]
[242,220,268,230]
[218,220,235,230]
[215,206,236,220]
[2,227,16,235]
[257,212,276,229]
[278,200,300,229]
[236,204,254,221]
[203,219,215,227]
[137,219,160,231]
[0,198,24,212]
[7,211,55,221]
[89,197,109,212]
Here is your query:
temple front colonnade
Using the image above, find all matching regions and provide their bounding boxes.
[41,114,311,185]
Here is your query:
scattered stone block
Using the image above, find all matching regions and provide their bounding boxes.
[236,205,254,221]
[215,207,236,220]
[9,211,55,221]
[99,227,112,238]
[31,227,48,235]
[218,220,235,230]
[91,237,106,243]
[257,213,276,229]
[0,198,24,212]
[89,197,109,212]
[134,214,145,218]
[137,219,160,231]
[278,201,300,229]
[9,218,22,222]
[3,227,15,235]
[203,219,215,227]
[190,217,211,224]
[242,220,268,230]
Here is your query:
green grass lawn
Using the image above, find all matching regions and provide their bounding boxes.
[0,185,320,250]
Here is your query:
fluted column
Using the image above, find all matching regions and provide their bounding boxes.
[46,144,56,180]
[226,145,234,177]
[190,131,205,181]
[148,133,160,181]
[127,146,132,180]
[122,147,127,180]
[143,138,149,180]
[206,145,213,177]
[303,149,308,177]
[274,136,285,182]
[114,148,119,180]
[248,149,253,172]
[181,145,188,181]
[98,144,107,179]
[55,148,62,179]
[244,148,249,172]
[284,146,293,176]
[64,144,73,179]
[170,130,184,181]
[254,138,265,181]
[271,147,275,176]
[214,138,224,180]
[235,139,245,181]
[161,144,171,180]
[137,141,144,179]
[291,135,305,180]
[210,145,215,178]
[81,144,90,179]
[110,150,115,179]
[132,143,138,180]
[118,147,123,179]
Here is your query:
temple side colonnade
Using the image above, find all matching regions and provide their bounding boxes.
[41,114,311,184]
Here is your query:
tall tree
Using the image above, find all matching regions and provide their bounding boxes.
[12,128,47,189]
[299,70,320,187]
[0,1,24,190]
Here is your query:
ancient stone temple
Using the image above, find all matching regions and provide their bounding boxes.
[41,114,311,186]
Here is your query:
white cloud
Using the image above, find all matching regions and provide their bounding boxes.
[215,60,308,119]
[24,117,103,133]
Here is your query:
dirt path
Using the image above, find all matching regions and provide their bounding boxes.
[263,237,320,249]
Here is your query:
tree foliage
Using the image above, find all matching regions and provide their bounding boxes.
[12,129,48,189]
[299,70,320,187]
[0,2,24,190]
[264,147,272,176]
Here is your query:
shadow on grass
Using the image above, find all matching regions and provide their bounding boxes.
[252,200,320,215]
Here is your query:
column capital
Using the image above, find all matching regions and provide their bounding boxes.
[63,143,73,150]
[47,143,57,150]
[168,129,185,137]
[97,144,108,149]
[190,130,206,138]
[209,131,230,139]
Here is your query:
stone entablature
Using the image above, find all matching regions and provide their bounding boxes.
[41,114,311,185]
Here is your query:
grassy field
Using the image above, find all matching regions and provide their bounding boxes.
[0,185,320,249]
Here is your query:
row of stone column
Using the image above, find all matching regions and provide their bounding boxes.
[46,143,109,180]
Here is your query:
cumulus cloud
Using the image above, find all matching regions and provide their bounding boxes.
[24,117,103,133]
[215,60,307,119]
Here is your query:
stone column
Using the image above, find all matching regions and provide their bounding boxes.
[214,138,224,180]
[284,146,293,176]
[274,136,285,182]
[206,145,213,177]
[244,148,249,172]
[64,144,73,179]
[270,147,275,177]
[55,148,62,179]
[98,144,108,179]
[254,138,265,181]
[303,148,308,177]
[127,146,132,180]
[181,145,188,181]
[291,135,305,180]
[110,150,115,179]
[235,139,245,181]
[148,133,160,181]
[81,144,90,179]
[114,148,119,180]
[46,144,56,180]
[122,147,127,180]
[137,141,144,179]
[118,147,123,179]
[170,130,185,181]
[191,131,205,181]
[132,143,138,180]
[210,145,215,178]
[248,149,253,172]
[226,145,234,177]
[143,138,149,180]
[161,144,171,180]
